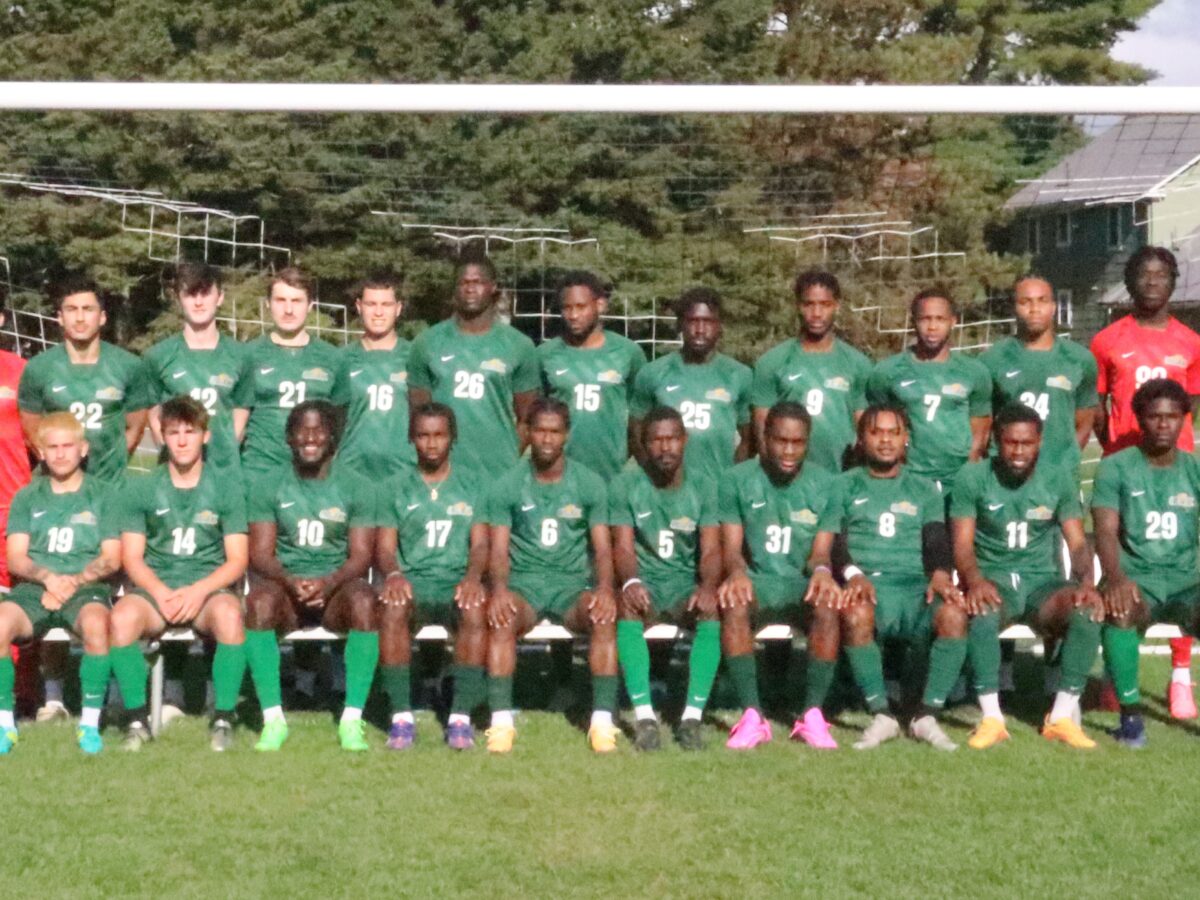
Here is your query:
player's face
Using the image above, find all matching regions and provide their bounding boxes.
[680,303,721,357]
[798,285,838,340]
[1139,397,1185,452]
[39,427,86,478]
[357,287,400,338]
[644,418,686,478]
[57,292,105,344]
[528,411,568,467]
[1013,279,1055,338]
[861,410,905,467]
[560,285,604,340]
[268,282,310,337]
[764,415,809,478]
[412,414,453,470]
[162,418,208,469]
[454,265,497,317]
[913,296,955,353]
[288,410,334,467]
[1132,257,1175,313]
[997,421,1042,474]
[178,285,224,329]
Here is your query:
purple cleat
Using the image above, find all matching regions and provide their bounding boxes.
[386,720,416,750]
[445,720,475,750]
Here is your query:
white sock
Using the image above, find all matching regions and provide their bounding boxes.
[590,710,613,729]
[294,670,317,696]
[340,707,362,723]
[79,707,101,728]
[447,713,469,725]
[978,692,1004,722]
[44,679,64,704]
[1172,668,1192,686]
[681,705,703,722]
[263,705,285,723]
[1049,691,1079,723]
[0,710,14,730]
[491,710,514,728]
[393,711,416,725]
[634,704,656,722]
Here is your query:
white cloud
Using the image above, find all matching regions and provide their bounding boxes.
[1112,0,1200,85]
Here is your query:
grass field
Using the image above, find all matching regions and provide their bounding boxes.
[5,656,1200,898]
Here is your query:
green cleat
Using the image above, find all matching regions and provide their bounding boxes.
[255,719,289,752]
[77,725,103,755]
[338,718,369,752]
[0,728,17,754]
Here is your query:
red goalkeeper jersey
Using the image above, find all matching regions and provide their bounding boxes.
[0,350,32,587]
[1090,315,1200,455]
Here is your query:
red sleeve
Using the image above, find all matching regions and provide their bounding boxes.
[1090,330,1111,396]
[1187,330,1200,395]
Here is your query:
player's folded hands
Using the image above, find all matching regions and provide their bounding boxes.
[588,587,617,625]
[454,577,486,610]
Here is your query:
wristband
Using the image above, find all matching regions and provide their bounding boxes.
[843,565,864,581]
[622,577,643,592]
[812,565,832,577]
[385,571,406,581]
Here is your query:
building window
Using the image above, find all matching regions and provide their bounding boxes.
[1056,289,1073,328]
[1108,206,1125,248]
[1055,211,1073,248]
[1027,217,1041,255]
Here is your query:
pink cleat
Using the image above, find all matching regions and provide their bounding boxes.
[1169,681,1198,720]
[726,708,772,750]
[790,707,838,749]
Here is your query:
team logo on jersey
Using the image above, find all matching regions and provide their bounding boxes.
[790,509,818,526]
[1025,505,1053,521]
[890,501,918,517]
[480,358,508,374]
[209,373,235,389]
[389,371,408,384]
[669,516,696,533]
[302,367,331,382]
[0,387,13,400]
[558,503,583,520]
[1164,354,1189,369]
[1168,493,1197,509]
[194,510,220,526]
[318,506,348,523]
[940,383,968,398]
[823,376,850,392]
[94,386,123,401]
[705,388,732,403]
[597,369,623,385]
[446,501,473,517]
[70,511,97,525]
[1045,375,1073,391]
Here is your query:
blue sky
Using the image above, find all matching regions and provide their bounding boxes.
[1113,0,1200,85]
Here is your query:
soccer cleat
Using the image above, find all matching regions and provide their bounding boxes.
[725,708,772,750]
[444,721,474,751]
[485,724,516,754]
[387,720,417,751]
[633,718,661,752]
[790,707,838,749]
[588,722,620,754]
[675,719,704,751]
[209,719,234,752]
[1169,682,1198,720]
[909,715,957,751]
[255,719,289,752]
[1111,713,1147,749]
[967,716,1010,750]
[121,721,153,753]
[0,728,18,754]
[853,713,901,750]
[1041,715,1096,750]
[76,725,103,755]
[36,700,70,723]
[338,719,370,752]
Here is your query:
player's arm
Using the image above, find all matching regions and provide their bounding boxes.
[1061,517,1102,620]
[248,520,298,596]
[1074,406,1097,451]
[167,534,250,624]
[148,405,164,445]
[967,415,991,462]
[122,531,174,606]
[374,525,414,609]
[486,524,518,627]
[314,525,373,604]
[1092,505,1139,619]
[455,523,490,610]
[5,531,83,604]
[77,538,122,585]
[805,530,847,608]
[950,516,1000,614]
[124,408,149,456]
[513,390,537,455]
[687,524,722,616]
[587,523,617,624]
[921,521,960,606]
[717,521,753,608]
[613,524,651,617]
[232,408,250,444]
[627,417,646,465]
[751,408,768,459]
[734,422,752,463]
[1092,398,1108,442]
[18,410,41,450]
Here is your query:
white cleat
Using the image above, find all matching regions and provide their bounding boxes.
[853,713,901,750]
[36,700,70,723]
[909,714,958,751]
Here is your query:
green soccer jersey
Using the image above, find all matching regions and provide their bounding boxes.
[538,331,647,479]
[17,342,154,485]
[1091,447,1200,584]
[866,350,991,484]
[6,475,118,575]
[718,458,831,581]
[247,465,374,578]
[233,335,342,477]
[979,336,1097,467]
[406,319,540,478]
[820,467,942,579]
[120,464,248,590]
[485,460,606,581]
[608,466,717,588]
[378,465,481,583]
[630,351,752,482]
[950,458,1080,579]
[331,338,415,479]
[143,333,250,471]
[751,337,871,472]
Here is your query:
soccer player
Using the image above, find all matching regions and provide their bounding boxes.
[612,406,722,751]
[980,275,1097,470]
[0,294,32,591]
[812,405,969,751]
[143,262,250,473]
[1092,379,1200,748]
[407,258,539,478]
[1,413,119,754]
[234,268,342,480]
[631,287,752,481]
[108,396,250,752]
[716,402,836,750]
[1090,247,1200,718]
[331,272,415,479]
[751,269,871,472]
[538,271,647,479]
[866,289,990,491]
[244,400,380,752]
[375,403,489,750]
[951,403,1103,750]
[483,398,616,754]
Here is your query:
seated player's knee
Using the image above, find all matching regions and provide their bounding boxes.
[344,582,378,632]
[377,600,412,641]
[840,603,875,645]
[933,602,968,639]
[76,605,110,654]
[458,602,486,634]
[108,599,145,646]
[208,594,245,643]
[244,586,283,630]
[1109,610,1138,630]
[591,618,617,643]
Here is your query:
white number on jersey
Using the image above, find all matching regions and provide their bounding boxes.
[425,519,452,548]
[573,383,601,412]
[922,394,941,422]
[1019,391,1050,420]
[540,518,559,547]
[366,383,394,412]
[279,381,307,409]
[296,518,326,547]
[171,526,197,556]
[764,524,792,555]
[1005,520,1029,549]
[47,526,74,554]
[1146,510,1178,541]
[878,512,896,537]
[657,529,675,559]
[1135,365,1168,387]
[680,401,712,430]
[189,387,219,414]
[805,388,824,416]
[69,401,103,431]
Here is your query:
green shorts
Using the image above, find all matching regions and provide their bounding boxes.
[509,573,590,619]
[6,581,111,638]
[872,574,933,642]
[747,574,808,627]
[988,571,1073,623]
[643,577,698,619]
[125,586,242,625]
[409,576,463,628]
[1132,578,1200,630]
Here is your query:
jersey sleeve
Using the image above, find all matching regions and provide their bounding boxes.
[629,365,656,419]
[849,350,870,414]
[1090,456,1120,511]
[1054,469,1083,522]
[606,473,633,527]
[717,471,742,524]
[920,480,945,526]
[219,479,249,535]
[1075,348,1099,409]
[1187,332,1200,395]
[734,363,752,427]
[118,476,150,535]
[348,475,376,528]
[231,343,256,409]
[330,354,352,407]
[697,478,719,528]
[584,470,607,528]
[816,475,847,533]
[6,485,31,535]
[484,476,514,528]
[16,358,45,413]
[626,340,648,385]
[124,355,156,412]
[968,362,991,417]
[749,350,781,409]
[948,463,982,520]
[141,344,168,405]
[865,361,892,407]
[95,484,123,541]
[246,474,279,523]
[405,332,433,392]
[511,335,541,394]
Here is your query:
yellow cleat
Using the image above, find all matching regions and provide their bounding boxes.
[485,724,516,754]
[967,716,1010,750]
[588,723,620,754]
[1042,715,1097,750]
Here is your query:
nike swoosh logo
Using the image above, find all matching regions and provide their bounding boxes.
[786,373,804,382]
[752,501,766,509]
[853,498,869,505]
[52,385,67,393]
[349,369,363,377]
[665,385,681,392]
[406,503,421,511]
[155,508,171,516]
[440,354,456,362]
[1131,490,1145,497]
[636,511,652,519]
[1005,370,1020,378]
[554,368,569,376]
[280,501,295,509]
[32,510,45,518]
[260,367,275,375]
[899,380,916,387]
[172,370,187,379]
[987,503,1004,511]
[521,503,536,512]
[1121,352,1136,359]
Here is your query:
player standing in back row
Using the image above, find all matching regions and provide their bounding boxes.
[1091,247,1200,719]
